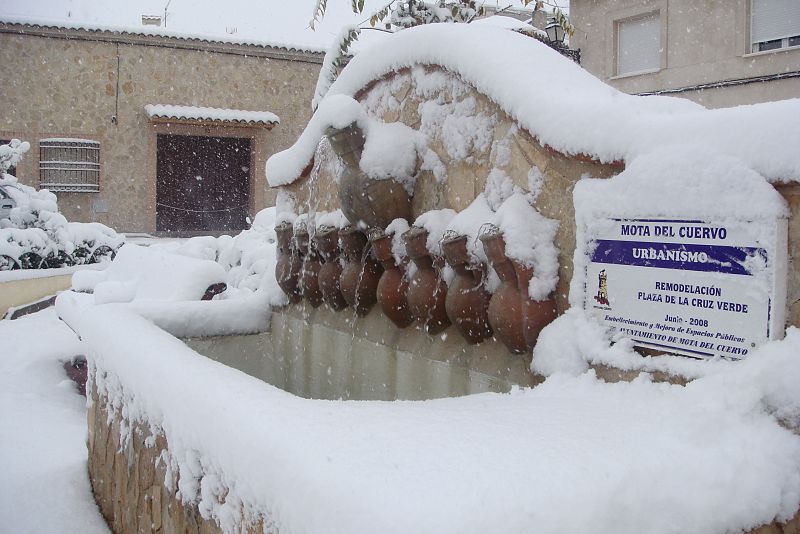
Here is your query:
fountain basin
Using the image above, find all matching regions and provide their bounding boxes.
[186,303,540,401]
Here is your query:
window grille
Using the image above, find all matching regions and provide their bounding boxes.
[751,0,800,52]
[39,138,100,192]
[616,12,661,76]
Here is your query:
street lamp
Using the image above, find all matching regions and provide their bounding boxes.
[545,17,565,44]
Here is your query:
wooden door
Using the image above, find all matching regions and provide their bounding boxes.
[156,134,250,232]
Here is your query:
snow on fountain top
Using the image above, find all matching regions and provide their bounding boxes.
[267,23,800,188]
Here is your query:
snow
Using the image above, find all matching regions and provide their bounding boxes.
[270,23,800,187]
[418,93,496,164]
[0,139,30,172]
[267,94,423,192]
[62,207,284,336]
[412,208,457,256]
[385,217,411,265]
[360,121,422,193]
[445,193,495,264]
[0,309,108,533]
[144,104,279,125]
[1,172,124,267]
[55,301,800,534]
[75,244,227,304]
[39,137,99,145]
[492,193,560,301]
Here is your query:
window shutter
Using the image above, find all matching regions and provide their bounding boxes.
[751,0,800,43]
[617,12,661,76]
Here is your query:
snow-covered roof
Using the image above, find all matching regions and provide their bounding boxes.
[0,15,326,55]
[267,23,800,187]
[144,104,280,127]
[0,0,403,53]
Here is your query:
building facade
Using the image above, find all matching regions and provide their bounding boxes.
[570,0,800,107]
[0,21,323,234]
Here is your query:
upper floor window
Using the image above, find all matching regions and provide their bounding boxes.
[751,0,800,53]
[616,12,661,76]
[39,138,100,193]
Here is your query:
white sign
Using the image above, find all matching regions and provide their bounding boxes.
[584,219,787,359]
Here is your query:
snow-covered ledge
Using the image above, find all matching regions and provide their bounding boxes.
[144,104,279,127]
[57,291,269,338]
[64,300,800,533]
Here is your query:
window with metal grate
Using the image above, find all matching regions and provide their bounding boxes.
[39,138,100,193]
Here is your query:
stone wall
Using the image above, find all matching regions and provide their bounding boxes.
[0,24,322,232]
[87,382,266,533]
[282,66,621,313]
[88,367,800,534]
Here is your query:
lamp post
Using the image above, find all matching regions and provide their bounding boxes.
[545,16,565,44]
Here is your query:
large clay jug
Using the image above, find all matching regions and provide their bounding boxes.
[515,263,559,348]
[315,226,348,311]
[403,227,450,335]
[326,122,413,228]
[480,231,528,353]
[275,221,302,303]
[339,226,382,316]
[295,225,323,308]
[442,234,492,344]
[370,229,413,328]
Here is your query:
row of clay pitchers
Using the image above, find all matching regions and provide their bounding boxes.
[275,222,383,315]
[276,220,557,353]
[373,227,556,351]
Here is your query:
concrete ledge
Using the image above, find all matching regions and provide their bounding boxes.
[0,274,73,318]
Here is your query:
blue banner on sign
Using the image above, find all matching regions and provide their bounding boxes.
[590,240,766,275]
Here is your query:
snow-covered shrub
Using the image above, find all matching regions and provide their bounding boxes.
[0,139,30,174]
[160,207,283,302]
[0,140,124,270]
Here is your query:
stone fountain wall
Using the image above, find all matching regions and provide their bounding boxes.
[278,66,621,314]
[87,383,266,534]
[87,373,800,534]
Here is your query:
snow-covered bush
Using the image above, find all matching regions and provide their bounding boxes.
[0,140,124,270]
[156,207,284,303]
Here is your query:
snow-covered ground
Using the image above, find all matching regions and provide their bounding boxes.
[0,309,108,533]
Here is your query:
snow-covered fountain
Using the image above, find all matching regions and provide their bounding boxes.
[56,23,800,534]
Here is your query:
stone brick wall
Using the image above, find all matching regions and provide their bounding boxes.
[0,24,322,233]
[87,382,266,533]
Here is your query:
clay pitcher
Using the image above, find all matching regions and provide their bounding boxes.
[370,229,413,328]
[295,226,323,308]
[339,226,382,316]
[480,231,528,354]
[442,234,492,344]
[275,221,302,303]
[315,226,348,311]
[516,263,559,348]
[326,122,413,228]
[403,227,450,335]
